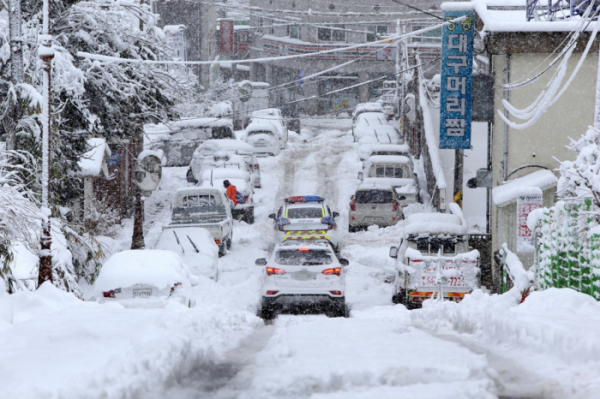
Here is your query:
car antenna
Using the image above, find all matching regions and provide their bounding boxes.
[186,235,200,253]
[173,230,185,254]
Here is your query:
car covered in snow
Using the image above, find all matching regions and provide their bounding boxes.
[358,143,410,161]
[348,182,404,232]
[188,139,261,188]
[199,168,255,224]
[389,213,480,309]
[154,227,220,280]
[167,187,234,257]
[242,119,283,156]
[94,250,197,308]
[352,102,384,121]
[250,108,289,148]
[269,196,340,251]
[256,240,350,320]
[145,118,235,167]
[351,112,387,142]
[356,125,402,145]
[358,155,419,207]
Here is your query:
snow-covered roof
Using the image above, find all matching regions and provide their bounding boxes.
[492,169,557,206]
[404,213,467,237]
[238,80,270,89]
[442,0,597,33]
[78,138,111,177]
[366,155,411,165]
[245,119,278,133]
[194,139,254,156]
[145,118,232,137]
[358,143,410,160]
[356,181,396,191]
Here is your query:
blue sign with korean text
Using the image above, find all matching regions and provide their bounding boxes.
[439,11,474,149]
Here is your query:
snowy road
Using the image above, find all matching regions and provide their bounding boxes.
[137,118,580,399]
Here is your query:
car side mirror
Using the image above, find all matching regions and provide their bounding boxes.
[358,172,364,180]
[333,212,339,218]
[389,246,398,259]
[255,258,267,265]
[268,213,276,219]
[467,177,478,189]
[339,259,349,266]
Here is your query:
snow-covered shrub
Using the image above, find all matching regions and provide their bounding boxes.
[84,197,121,238]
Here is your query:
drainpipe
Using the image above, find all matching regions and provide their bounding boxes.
[503,54,511,181]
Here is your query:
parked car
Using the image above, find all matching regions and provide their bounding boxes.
[358,143,410,161]
[168,187,234,257]
[250,108,289,148]
[94,250,197,308]
[352,112,387,142]
[199,168,255,224]
[188,139,260,188]
[154,227,219,280]
[256,240,350,320]
[356,125,402,145]
[348,182,404,232]
[232,81,270,130]
[389,213,480,309]
[358,155,419,207]
[269,195,340,251]
[145,118,235,167]
[242,119,283,156]
[352,102,384,121]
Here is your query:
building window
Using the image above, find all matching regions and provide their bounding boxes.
[367,26,388,42]
[411,25,441,43]
[318,25,345,42]
[288,25,301,40]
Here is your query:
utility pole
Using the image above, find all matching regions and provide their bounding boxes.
[131,2,146,250]
[38,0,54,286]
[453,149,463,208]
[7,0,23,151]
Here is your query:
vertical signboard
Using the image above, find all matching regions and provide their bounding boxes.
[439,11,474,149]
[517,193,543,253]
[220,19,235,55]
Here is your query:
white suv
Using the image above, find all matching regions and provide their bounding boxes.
[256,240,349,320]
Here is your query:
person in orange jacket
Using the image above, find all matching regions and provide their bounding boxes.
[224,180,237,205]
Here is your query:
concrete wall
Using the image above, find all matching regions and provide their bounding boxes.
[490,51,596,257]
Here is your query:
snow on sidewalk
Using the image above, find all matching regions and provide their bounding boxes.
[0,283,261,399]
[237,309,495,399]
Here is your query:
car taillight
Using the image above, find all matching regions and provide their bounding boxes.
[329,291,342,296]
[322,267,341,276]
[103,290,115,298]
[215,239,221,245]
[266,267,286,275]
[350,199,356,211]
[392,199,398,211]
[244,195,249,203]
[266,290,279,295]
[254,163,260,171]
[170,282,182,295]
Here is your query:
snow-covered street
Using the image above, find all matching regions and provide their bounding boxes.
[3,117,600,399]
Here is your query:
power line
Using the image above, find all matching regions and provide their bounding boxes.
[388,0,444,20]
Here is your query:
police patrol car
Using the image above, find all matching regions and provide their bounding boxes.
[269,196,340,251]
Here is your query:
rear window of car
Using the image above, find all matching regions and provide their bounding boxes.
[181,194,220,207]
[416,239,456,255]
[371,151,404,156]
[248,131,274,136]
[287,207,323,219]
[374,164,404,178]
[356,190,393,204]
[275,250,333,265]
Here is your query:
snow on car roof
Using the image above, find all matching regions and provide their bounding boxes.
[155,227,218,258]
[366,155,411,164]
[252,108,281,117]
[94,250,189,294]
[200,178,250,193]
[492,170,557,206]
[175,186,224,195]
[404,213,467,237]
[356,181,395,191]
[353,103,383,116]
[277,240,332,250]
[363,177,415,187]
[245,119,278,132]
[78,138,111,177]
[196,139,254,153]
[285,202,324,209]
[395,185,418,194]
[145,118,232,138]
[358,144,410,160]
[357,112,387,124]
[200,168,249,180]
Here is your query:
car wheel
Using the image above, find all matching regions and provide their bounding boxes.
[349,225,356,233]
[218,243,226,257]
[392,288,406,305]
[226,235,232,250]
[246,209,255,225]
[260,305,276,320]
[327,298,348,318]
[186,168,198,184]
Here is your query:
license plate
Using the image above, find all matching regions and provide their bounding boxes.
[420,276,465,287]
[133,288,152,298]
[292,271,317,281]
[365,217,383,223]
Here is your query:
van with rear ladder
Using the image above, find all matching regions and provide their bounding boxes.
[389,213,480,309]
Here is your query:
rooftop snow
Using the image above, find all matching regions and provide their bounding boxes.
[406,212,463,226]
[492,169,557,206]
[246,119,278,132]
[145,118,232,136]
[366,155,411,164]
[78,138,110,177]
[404,221,468,237]
[442,0,598,33]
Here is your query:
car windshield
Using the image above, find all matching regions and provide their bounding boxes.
[416,239,456,255]
[275,250,333,265]
[374,164,405,178]
[287,207,323,219]
[356,190,393,204]
[372,151,403,156]
[248,131,274,136]
[181,194,218,207]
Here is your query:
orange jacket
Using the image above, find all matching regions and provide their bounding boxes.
[227,185,238,205]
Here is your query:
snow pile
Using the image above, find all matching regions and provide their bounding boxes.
[0,282,261,399]
[501,243,534,292]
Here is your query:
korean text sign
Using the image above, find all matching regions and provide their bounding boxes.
[439,11,474,149]
[220,19,235,55]
[517,194,542,253]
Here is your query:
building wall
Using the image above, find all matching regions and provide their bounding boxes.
[153,0,216,88]
[490,52,596,257]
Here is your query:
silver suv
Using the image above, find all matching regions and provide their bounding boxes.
[349,182,403,232]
